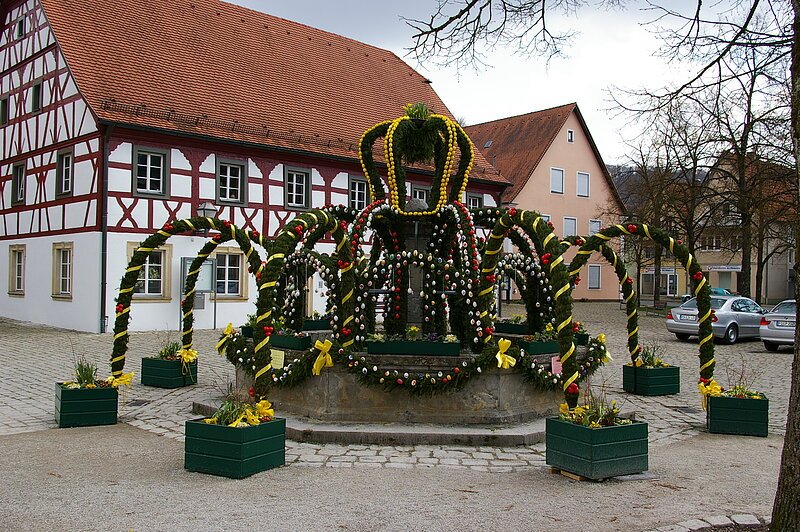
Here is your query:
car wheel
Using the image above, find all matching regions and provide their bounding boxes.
[723,324,739,344]
[675,333,691,341]
[764,341,779,352]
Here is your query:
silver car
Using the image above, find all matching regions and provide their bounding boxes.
[759,299,796,351]
[666,295,765,344]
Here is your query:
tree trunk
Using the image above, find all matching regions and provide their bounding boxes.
[770,3,800,529]
[739,214,752,297]
[755,226,765,303]
[654,247,662,305]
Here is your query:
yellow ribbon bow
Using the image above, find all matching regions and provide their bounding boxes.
[255,399,274,420]
[495,338,516,369]
[698,378,722,410]
[312,339,334,376]
[106,372,134,388]
[179,348,198,363]
[215,322,235,355]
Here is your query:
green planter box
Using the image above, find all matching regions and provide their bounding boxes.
[494,322,529,335]
[270,335,312,351]
[366,340,461,356]
[141,358,197,389]
[302,319,330,331]
[519,339,560,355]
[54,383,118,428]
[707,395,769,437]
[546,417,648,480]
[575,333,590,346]
[622,365,680,396]
[240,326,253,338]
[185,417,286,478]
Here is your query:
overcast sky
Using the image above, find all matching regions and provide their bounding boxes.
[229,1,699,165]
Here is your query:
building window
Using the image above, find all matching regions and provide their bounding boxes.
[411,185,430,206]
[56,150,73,197]
[52,242,73,298]
[217,160,246,204]
[589,219,602,235]
[11,163,25,205]
[540,213,551,222]
[285,167,310,209]
[0,97,8,125]
[577,172,590,197]
[31,82,42,113]
[349,176,368,211]
[567,129,574,143]
[8,244,25,295]
[550,168,564,194]
[133,147,169,196]
[563,217,577,237]
[16,18,26,38]
[467,193,483,210]
[588,264,601,289]
[215,253,243,297]
[128,243,172,299]
[701,234,722,251]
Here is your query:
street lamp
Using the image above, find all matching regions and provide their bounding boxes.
[197,201,216,236]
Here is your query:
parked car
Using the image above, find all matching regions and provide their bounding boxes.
[680,287,734,304]
[666,295,765,344]
[759,299,796,352]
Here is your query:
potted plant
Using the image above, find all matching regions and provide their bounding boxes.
[519,323,560,355]
[622,341,680,396]
[365,329,461,356]
[141,339,198,389]
[702,361,768,437]
[240,313,258,339]
[547,388,648,480]
[494,314,529,335]
[185,391,285,479]
[55,356,130,428]
[302,311,331,331]
[573,321,590,346]
[270,330,313,351]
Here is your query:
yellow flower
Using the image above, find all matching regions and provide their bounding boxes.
[245,408,260,426]
[85,383,97,389]
[545,323,554,332]
[203,417,218,424]
[559,403,570,415]
[635,359,643,367]
[255,400,274,419]
[597,333,606,344]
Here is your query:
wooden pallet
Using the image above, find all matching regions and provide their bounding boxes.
[549,467,595,482]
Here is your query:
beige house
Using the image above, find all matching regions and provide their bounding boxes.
[466,103,626,301]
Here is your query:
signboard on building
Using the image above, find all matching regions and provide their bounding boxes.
[707,265,742,272]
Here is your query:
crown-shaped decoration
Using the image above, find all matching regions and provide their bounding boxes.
[358,104,475,216]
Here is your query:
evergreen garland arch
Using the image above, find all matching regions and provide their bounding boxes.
[568,223,715,379]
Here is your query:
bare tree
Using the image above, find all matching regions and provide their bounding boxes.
[406,2,799,528]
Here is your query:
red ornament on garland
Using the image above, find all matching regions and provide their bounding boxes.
[692,271,704,281]
[115,303,124,313]
[508,207,517,217]
[294,225,303,235]
[263,326,274,336]
[627,224,638,233]
[566,382,579,394]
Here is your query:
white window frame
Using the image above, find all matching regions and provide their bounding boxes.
[550,168,564,194]
[540,213,551,222]
[349,176,368,211]
[563,217,577,237]
[577,172,590,197]
[56,149,73,197]
[12,162,25,205]
[128,243,173,300]
[8,244,25,296]
[567,129,574,143]
[285,167,310,209]
[214,250,246,298]
[411,185,430,205]
[588,264,601,290]
[589,219,602,236]
[133,146,169,197]
[217,159,247,205]
[51,242,73,299]
[466,193,483,210]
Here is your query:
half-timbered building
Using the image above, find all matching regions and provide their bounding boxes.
[0,0,508,332]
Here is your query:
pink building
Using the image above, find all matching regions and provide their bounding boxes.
[466,103,626,301]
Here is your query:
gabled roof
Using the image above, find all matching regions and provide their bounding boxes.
[465,103,622,206]
[40,0,506,185]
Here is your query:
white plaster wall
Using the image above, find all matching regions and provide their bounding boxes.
[0,232,102,331]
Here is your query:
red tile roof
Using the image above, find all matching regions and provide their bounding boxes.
[465,103,575,199]
[41,0,507,185]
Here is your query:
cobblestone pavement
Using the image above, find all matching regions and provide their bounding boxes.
[0,302,791,472]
